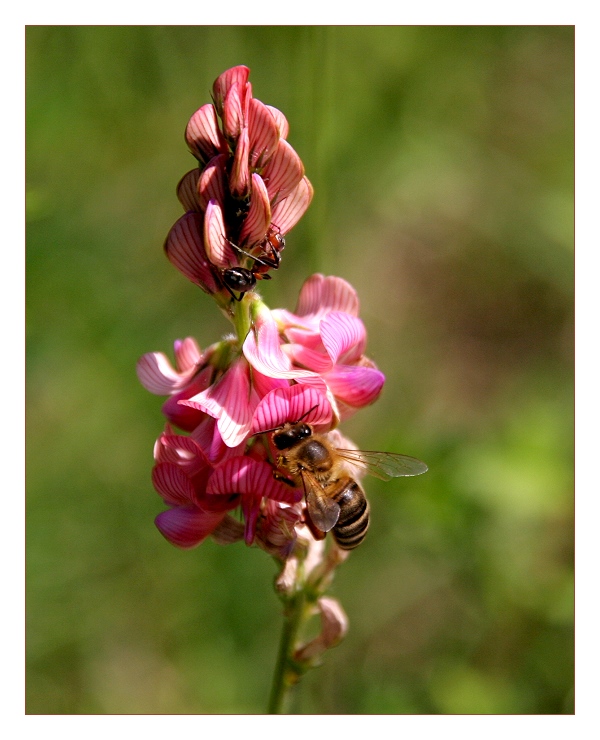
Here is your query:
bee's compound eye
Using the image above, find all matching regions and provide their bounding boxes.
[223,267,256,293]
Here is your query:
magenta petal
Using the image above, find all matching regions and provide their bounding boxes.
[137,351,195,395]
[207,456,301,504]
[320,312,366,365]
[152,463,197,506]
[213,65,250,116]
[325,365,385,408]
[271,176,314,235]
[185,104,226,163]
[295,274,360,318]
[192,415,246,464]
[239,174,271,247]
[284,343,332,373]
[251,384,332,434]
[262,139,304,201]
[222,81,248,138]
[242,494,262,545]
[164,213,219,293]
[229,126,251,198]
[243,304,315,381]
[176,169,201,212]
[265,105,289,139]
[248,98,280,168]
[155,506,227,549]
[174,338,202,372]
[204,200,237,267]
[181,359,256,448]
[198,154,227,212]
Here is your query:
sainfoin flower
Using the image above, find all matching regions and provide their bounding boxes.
[136,65,423,712]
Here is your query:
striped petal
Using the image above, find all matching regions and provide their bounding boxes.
[229,126,250,198]
[180,358,257,448]
[204,200,237,268]
[271,176,314,235]
[152,462,197,506]
[185,104,226,163]
[164,212,219,293]
[294,273,360,319]
[155,506,228,549]
[136,345,200,395]
[239,174,271,247]
[248,98,280,168]
[198,154,227,212]
[266,105,289,139]
[251,384,332,434]
[213,65,250,117]
[176,169,201,212]
[320,312,366,365]
[324,364,385,409]
[261,139,304,201]
[207,456,301,504]
[174,338,202,372]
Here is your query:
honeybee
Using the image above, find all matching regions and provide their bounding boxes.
[271,419,428,550]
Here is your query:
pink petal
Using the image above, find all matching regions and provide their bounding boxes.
[181,358,256,447]
[207,456,301,504]
[265,105,289,139]
[222,81,247,138]
[164,213,220,293]
[243,303,316,381]
[239,174,271,247]
[191,415,246,464]
[283,344,332,373]
[204,200,237,268]
[176,169,201,212]
[136,351,196,395]
[155,506,228,549]
[248,98,280,168]
[252,384,332,434]
[198,154,227,212]
[271,176,314,235]
[152,462,197,506]
[174,338,202,372]
[261,139,304,201]
[324,365,385,408]
[295,274,360,318]
[185,104,226,163]
[212,65,250,117]
[320,312,366,365]
[241,494,262,545]
[251,367,290,399]
[229,126,251,198]
[161,371,212,432]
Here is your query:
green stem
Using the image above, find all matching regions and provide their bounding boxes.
[267,590,308,714]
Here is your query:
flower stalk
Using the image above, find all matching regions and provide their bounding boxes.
[137,65,396,713]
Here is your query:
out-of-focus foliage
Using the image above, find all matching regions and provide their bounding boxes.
[26,26,573,714]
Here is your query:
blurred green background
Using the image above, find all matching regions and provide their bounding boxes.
[26,26,574,714]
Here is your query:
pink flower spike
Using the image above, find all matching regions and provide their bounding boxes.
[176,169,201,212]
[198,154,227,212]
[271,176,314,236]
[207,456,301,505]
[248,98,280,168]
[239,174,271,247]
[252,384,333,435]
[185,103,226,163]
[164,212,220,293]
[181,358,257,448]
[152,462,198,506]
[229,126,251,198]
[265,105,289,140]
[204,200,237,268]
[261,139,304,201]
[212,65,250,118]
[155,506,228,549]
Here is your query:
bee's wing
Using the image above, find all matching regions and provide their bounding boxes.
[300,470,340,533]
[334,449,429,481]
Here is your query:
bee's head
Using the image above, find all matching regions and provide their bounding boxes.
[272,422,313,450]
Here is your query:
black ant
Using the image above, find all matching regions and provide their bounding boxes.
[220,225,286,301]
